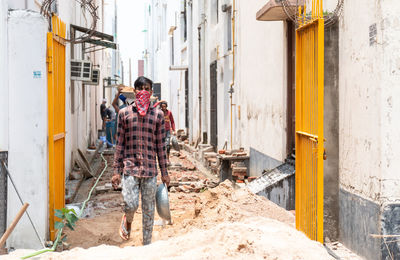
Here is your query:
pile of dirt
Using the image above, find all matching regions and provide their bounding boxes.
[194,181,295,225]
[5,181,332,259]
[8,217,333,260]
[154,180,295,241]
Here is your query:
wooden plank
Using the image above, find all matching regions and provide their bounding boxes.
[53,133,65,141]
[0,203,29,248]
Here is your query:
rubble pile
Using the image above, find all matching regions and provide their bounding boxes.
[5,181,334,260]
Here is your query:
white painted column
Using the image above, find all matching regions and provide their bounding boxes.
[7,10,48,249]
[0,0,8,151]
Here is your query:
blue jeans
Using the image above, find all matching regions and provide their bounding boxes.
[106,120,116,144]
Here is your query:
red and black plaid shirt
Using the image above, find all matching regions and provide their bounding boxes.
[113,104,168,177]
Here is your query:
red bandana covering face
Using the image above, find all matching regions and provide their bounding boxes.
[135,90,151,116]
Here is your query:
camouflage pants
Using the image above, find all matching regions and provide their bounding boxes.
[122,175,157,245]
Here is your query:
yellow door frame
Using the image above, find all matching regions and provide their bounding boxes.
[295,0,324,242]
[47,15,66,240]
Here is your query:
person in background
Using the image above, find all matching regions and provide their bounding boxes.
[160,101,175,165]
[105,107,116,146]
[111,76,169,245]
[100,98,107,130]
[112,85,128,114]
[112,86,128,141]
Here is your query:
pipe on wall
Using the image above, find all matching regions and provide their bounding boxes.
[198,25,202,143]
[230,0,236,150]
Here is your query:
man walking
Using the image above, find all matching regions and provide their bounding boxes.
[160,101,176,164]
[111,76,170,245]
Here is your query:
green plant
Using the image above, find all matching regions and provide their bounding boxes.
[21,208,79,259]
[55,208,79,233]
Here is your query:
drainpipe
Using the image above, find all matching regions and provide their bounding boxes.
[187,0,194,143]
[230,0,236,150]
[198,25,202,143]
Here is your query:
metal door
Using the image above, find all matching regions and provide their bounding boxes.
[210,61,218,149]
[295,1,324,242]
[47,15,66,240]
[153,83,161,101]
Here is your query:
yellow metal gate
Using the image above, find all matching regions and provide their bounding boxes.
[47,15,66,240]
[295,1,324,242]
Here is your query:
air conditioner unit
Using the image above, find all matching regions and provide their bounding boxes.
[84,68,100,85]
[71,60,92,81]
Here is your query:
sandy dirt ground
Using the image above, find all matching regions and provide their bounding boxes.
[3,151,337,259]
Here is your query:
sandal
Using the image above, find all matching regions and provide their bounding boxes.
[119,214,131,241]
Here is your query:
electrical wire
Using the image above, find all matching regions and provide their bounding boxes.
[0,160,45,248]
[40,0,99,44]
[281,0,344,28]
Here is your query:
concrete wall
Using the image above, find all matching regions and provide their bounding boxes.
[0,0,8,151]
[7,10,48,249]
[0,0,113,249]
[0,152,7,240]
[147,0,289,162]
[146,0,190,132]
[204,0,233,149]
[57,0,112,176]
[339,0,400,259]
[248,163,295,210]
[323,23,339,242]
[249,147,281,177]
[237,0,287,162]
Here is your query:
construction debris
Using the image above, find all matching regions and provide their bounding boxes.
[76,149,94,178]
[6,181,334,260]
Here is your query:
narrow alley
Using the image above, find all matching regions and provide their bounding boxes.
[5,147,341,259]
[1,0,400,259]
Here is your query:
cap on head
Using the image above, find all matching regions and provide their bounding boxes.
[102,98,107,103]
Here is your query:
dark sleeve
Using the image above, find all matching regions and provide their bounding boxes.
[169,111,176,132]
[100,104,106,118]
[113,110,125,174]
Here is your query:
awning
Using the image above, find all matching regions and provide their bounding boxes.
[71,24,117,50]
[256,0,304,21]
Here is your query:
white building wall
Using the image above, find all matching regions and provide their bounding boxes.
[339,0,400,203]
[237,0,287,161]
[146,0,186,130]
[379,0,400,202]
[335,0,400,217]
[2,0,113,249]
[0,0,8,151]
[339,0,384,202]
[56,0,111,173]
[190,0,201,143]
[7,10,48,249]
[146,0,290,158]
